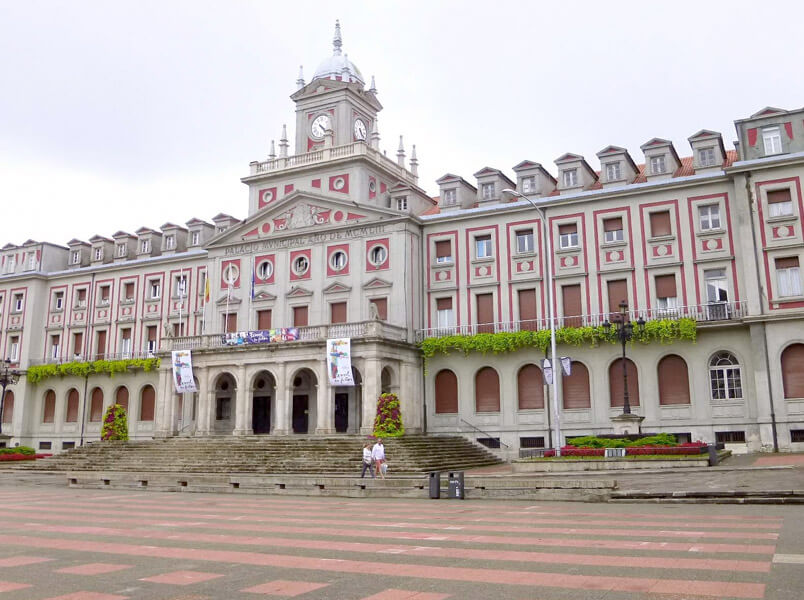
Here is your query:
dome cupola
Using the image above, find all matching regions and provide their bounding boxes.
[312,20,365,86]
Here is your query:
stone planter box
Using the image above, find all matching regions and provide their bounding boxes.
[512,456,709,472]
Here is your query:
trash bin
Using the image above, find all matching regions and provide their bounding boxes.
[428,471,441,499]
[707,444,718,466]
[448,471,464,500]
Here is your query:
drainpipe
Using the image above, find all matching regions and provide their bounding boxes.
[744,172,779,452]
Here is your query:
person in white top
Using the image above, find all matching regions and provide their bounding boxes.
[361,442,375,478]
[371,439,386,479]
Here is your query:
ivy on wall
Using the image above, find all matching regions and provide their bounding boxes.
[27,358,161,384]
[419,318,697,370]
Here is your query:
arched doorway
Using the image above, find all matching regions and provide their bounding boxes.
[252,371,275,435]
[291,368,316,434]
[381,367,394,394]
[214,373,236,433]
[334,367,362,433]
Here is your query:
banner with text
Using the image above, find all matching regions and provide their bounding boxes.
[223,328,299,346]
[327,338,355,386]
[171,350,198,393]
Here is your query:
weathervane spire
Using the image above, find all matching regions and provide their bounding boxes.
[333,20,343,56]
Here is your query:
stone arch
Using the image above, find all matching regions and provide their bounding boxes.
[290,367,317,434]
[139,385,155,422]
[43,389,56,423]
[475,366,500,413]
[435,369,458,414]
[609,357,640,408]
[115,386,130,412]
[708,350,743,401]
[517,364,544,410]
[251,369,276,435]
[89,387,104,422]
[1,390,14,424]
[65,388,79,423]
[657,354,690,405]
[380,366,396,395]
[213,372,237,433]
[563,361,590,409]
[781,343,804,399]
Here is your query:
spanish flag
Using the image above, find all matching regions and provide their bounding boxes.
[204,273,210,303]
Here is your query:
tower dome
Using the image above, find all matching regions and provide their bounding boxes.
[312,20,365,85]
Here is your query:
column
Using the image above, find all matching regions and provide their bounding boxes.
[273,362,290,435]
[234,364,249,435]
[197,367,215,436]
[361,357,381,435]
[400,360,422,433]
[153,367,172,438]
[315,359,334,434]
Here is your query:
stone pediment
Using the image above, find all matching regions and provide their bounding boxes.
[286,285,313,298]
[362,277,392,290]
[253,291,277,302]
[215,293,242,306]
[323,282,352,295]
[207,191,404,248]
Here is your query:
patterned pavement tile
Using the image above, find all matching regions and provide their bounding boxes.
[360,590,451,600]
[241,580,330,596]
[57,563,133,575]
[140,570,224,586]
[40,593,128,600]
[0,556,53,567]
[0,580,32,593]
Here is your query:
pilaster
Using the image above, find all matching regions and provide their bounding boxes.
[273,362,290,435]
[315,359,334,434]
[361,357,381,434]
[234,364,250,435]
[153,367,172,438]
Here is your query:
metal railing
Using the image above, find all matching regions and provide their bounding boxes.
[416,301,747,340]
[29,351,157,366]
[459,418,510,449]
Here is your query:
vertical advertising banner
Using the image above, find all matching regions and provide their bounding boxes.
[171,350,198,393]
[327,338,355,386]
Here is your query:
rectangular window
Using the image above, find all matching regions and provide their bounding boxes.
[95,330,106,360]
[435,240,452,263]
[562,169,578,187]
[71,250,80,264]
[93,247,103,261]
[54,291,64,310]
[655,274,678,310]
[117,244,127,257]
[73,332,83,359]
[520,436,545,449]
[698,204,721,231]
[481,183,495,200]
[716,431,746,444]
[436,297,454,330]
[476,293,494,333]
[606,279,628,314]
[9,336,19,362]
[27,252,37,270]
[292,306,308,327]
[649,211,672,237]
[224,313,237,333]
[396,197,408,211]
[175,275,187,297]
[603,217,623,243]
[99,285,110,303]
[776,256,802,297]
[698,147,716,167]
[149,280,161,300]
[257,309,272,330]
[558,223,578,249]
[442,189,457,206]
[369,297,388,321]
[650,155,666,174]
[521,176,535,193]
[146,326,157,355]
[518,288,537,330]
[515,230,534,254]
[50,335,60,360]
[704,268,729,303]
[791,430,804,443]
[165,235,175,249]
[767,189,794,218]
[124,282,134,300]
[191,230,201,246]
[140,239,151,253]
[173,323,183,337]
[605,162,621,181]
[120,328,132,358]
[330,301,347,324]
[475,235,492,259]
[763,127,782,155]
[5,255,16,273]
[13,293,23,312]
[561,284,582,327]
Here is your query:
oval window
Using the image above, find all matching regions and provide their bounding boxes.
[369,245,387,266]
[330,250,347,271]
[257,260,274,280]
[293,255,310,275]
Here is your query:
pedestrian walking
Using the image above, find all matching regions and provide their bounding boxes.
[361,442,375,478]
[371,438,386,479]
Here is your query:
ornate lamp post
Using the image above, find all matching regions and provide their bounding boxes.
[604,301,645,417]
[0,358,21,437]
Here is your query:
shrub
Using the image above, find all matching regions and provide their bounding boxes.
[567,433,679,448]
[373,393,405,438]
[100,403,129,441]
[0,446,35,455]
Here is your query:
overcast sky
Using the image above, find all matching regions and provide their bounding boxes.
[2,0,803,247]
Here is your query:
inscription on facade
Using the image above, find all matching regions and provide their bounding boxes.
[224,225,386,256]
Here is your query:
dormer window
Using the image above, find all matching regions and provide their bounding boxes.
[116,244,127,258]
[93,247,103,261]
[698,147,717,167]
[605,162,621,181]
[443,189,457,206]
[27,252,37,270]
[71,250,80,265]
[481,183,495,200]
[164,235,175,250]
[216,226,227,234]
[562,169,578,187]
[140,239,151,253]
[650,155,666,174]
[395,196,408,211]
[763,127,782,155]
[4,255,15,273]
[190,231,200,246]
[521,177,535,193]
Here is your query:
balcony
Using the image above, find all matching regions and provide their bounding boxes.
[247,142,418,185]
[163,320,410,352]
[416,301,748,341]
[28,351,157,366]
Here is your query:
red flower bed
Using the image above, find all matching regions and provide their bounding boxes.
[542,442,708,458]
[0,454,35,461]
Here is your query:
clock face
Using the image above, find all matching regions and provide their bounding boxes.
[353,118,367,141]
[310,114,332,139]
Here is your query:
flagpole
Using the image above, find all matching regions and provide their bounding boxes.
[249,255,255,331]
[178,269,184,337]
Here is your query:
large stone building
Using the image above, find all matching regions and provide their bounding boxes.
[1,23,803,455]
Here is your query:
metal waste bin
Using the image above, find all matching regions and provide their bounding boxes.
[448,471,464,499]
[707,444,718,466]
[428,471,441,499]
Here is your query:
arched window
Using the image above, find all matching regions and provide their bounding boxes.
[89,388,104,422]
[435,370,458,414]
[609,358,640,407]
[115,386,129,412]
[475,367,500,413]
[140,385,155,421]
[709,352,742,401]
[2,390,14,424]
[658,355,691,405]
[782,343,804,399]
[517,364,544,409]
[66,389,79,422]
[43,390,56,423]
[563,361,591,409]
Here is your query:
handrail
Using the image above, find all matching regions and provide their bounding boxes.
[460,418,510,449]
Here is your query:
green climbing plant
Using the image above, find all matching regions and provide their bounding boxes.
[27,357,161,384]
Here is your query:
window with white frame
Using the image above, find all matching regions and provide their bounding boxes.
[395,196,408,211]
[120,328,132,357]
[13,293,23,312]
[475,235,493,259]
[50,335,60,360]
[436,297,454,329]
[149,280,161,300]
[4,255,15,273]
[116,244,127,257]
[655,274,678,310]
[698,204,721,231]
[190,230,201,246]
[558,223,579,249]
[515,230,534,254]
[521,177,535,193]
[329,250,347,271]
[140,239,151,253]
[704,268,729,303]
[175,275,187,297]
[93,247,103,261]
[603,217,624,243]
[709,351,742,401]
[605,162,621,181]
[98,285,110,304]
[70,250,80,264]
[27,252,37,270]
[562,168,578,188]
[442,188,457,206]
[9,336,19,362]
[293,255,310,275]
[369,245,387,266]
[776,256,802,297]
[767,189,794,218]
[481,183,495,200]
[763,127,782,155]
[698,147,717,167]
[649,155,666,174]
[54,291,64,310]
[164,235,175,250]
[435,240,452,264]
[257,260,273,280]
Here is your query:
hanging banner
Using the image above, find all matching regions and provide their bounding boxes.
[560,356,572,376]
[171,350,197,393]
[223,328,299,346]
[542,358,553,385]
[327,338,355,386]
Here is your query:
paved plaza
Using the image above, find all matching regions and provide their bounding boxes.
[0,475,803,599]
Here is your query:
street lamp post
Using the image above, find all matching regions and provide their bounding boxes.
[603,301,645,415]
[0,358,21,437]
[502,189,561,451]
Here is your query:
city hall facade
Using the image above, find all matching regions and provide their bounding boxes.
[2,24,804,455]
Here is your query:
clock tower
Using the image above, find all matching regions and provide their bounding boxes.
[291,21,382,153]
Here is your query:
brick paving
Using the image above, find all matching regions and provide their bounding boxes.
[0,483,801,599]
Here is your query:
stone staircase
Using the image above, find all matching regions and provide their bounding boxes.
[23,435,503,475]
